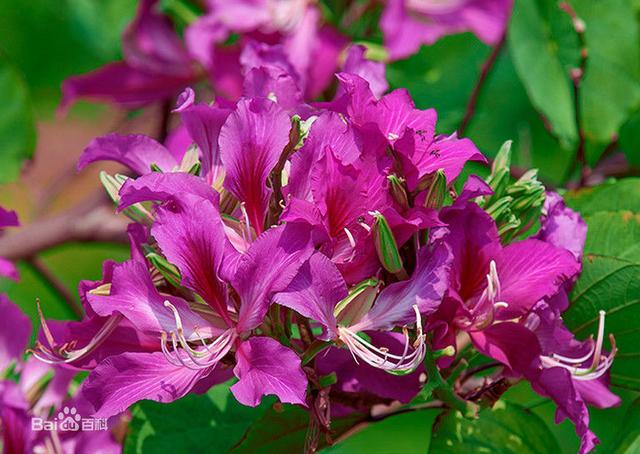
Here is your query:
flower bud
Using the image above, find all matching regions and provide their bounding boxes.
[491,140,512,176]
[371,211,404,274]
[334,278,379,326]
[145,251,182,288]
[423,169,447,209]
[99,171,153,224]
[387,174,409,209]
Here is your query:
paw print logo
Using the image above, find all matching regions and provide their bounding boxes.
[56,406,81,432]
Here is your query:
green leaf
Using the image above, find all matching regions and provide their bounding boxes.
[232,404,362,453]
[124,381,273,454]
[387,33,491,133]
[564,210,640,389]
[611,397,640,453]
[321,410,441,453]
[465,49,574,185]
[564,178,640,216]
[619,110,640,168]
[430,401,561,453]
[508,0,577,145]
[574,0,640,147]
[0,56,35,183]
[563,179,640,389]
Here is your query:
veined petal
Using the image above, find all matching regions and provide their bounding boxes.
[495,240,580,318]
[152,194,238,325]
[234,223,314,332]
[274,253,347,340]
[0,295,31,371]
[535,191,586,261]
[87,260,217,339]
[351,238,451,332]
[231,337,307,407]
[81,351,214,418]
[219,97,291,234]
[174,89,232,186]
[79,133,178,175]
[118,172,218,210]
[342,45,388,99]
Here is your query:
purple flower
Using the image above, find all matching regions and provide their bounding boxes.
[381,0,513,60]
[61,0,196,111]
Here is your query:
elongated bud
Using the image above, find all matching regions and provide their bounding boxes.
[387,175,409,209]
[492,140,512,175]
[178,146,200,173]
[99,172,153,224]
[146,252,182,288]
[371,211,403,274]
[334,278,379,326]
[424,169,447,209]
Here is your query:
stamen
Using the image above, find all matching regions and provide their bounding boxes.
[344,227,356,248]
[540,311,617,381]
[240,202,253,242]
[31,313,123,365]
[338,305,425,374]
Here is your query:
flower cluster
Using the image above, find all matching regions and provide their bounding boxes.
[14,1,618,453]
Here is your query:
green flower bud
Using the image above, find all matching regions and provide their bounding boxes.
[145,251,182,288]
[371,211,404,274]
[334,278,379,326]
[387,174,409,209]
[424,169,447,209]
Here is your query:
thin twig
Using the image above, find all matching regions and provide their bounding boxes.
[0,204,129,261]
[560,1,589,186]
[25,257,83,319]
[458,33,507,136]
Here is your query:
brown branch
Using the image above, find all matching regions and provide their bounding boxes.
[0,204,129,262]
[458,33,507,136]
[25,257,83,318]
[560,2,589,186]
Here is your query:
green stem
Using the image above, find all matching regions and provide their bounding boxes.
[424,346,479,419]
[301,340,332,366]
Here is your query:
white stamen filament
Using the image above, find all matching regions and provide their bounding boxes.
[338,305,426,374]
[32,311,123,365]
[344,227,356,248]
[240,202,252,243]
[161,301,236,370]
[540,311,617,381]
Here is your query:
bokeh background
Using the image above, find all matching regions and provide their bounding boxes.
[1,1,639,452]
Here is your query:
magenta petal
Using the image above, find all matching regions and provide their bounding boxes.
[305,24,347,99]
[231,337,307,407]
[79,133,178,175]
[82,351,212,418]
[175,94,232,184]
[274,253,347,340]
[457,174,493,203]
[234,223,314,332]
[316,331,423,407]
[535,192,586,261]
[470,322,541,373]
[122,0,192,76]
[0,258,18,281]
[243,66,303,111]
[87,260,215,338]
[342,45,388,99]
[152,194,236,324]
[60,62,193,111]
[219,98,291,234]
[495,240,580,318]
[352,238,451,331]
[0,295,31,371]
[119,172,218,210]
[531,368,598,454]
[0,207,18,228]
